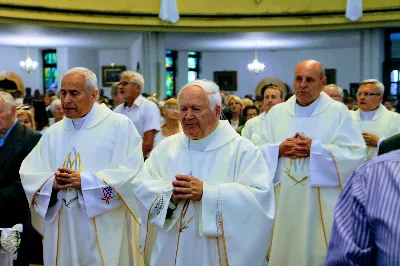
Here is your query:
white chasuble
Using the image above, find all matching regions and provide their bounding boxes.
[257,93,365,266]
[20,103,145,266]
[241,112,267,144]
[351,104,400,160]
[132,120,275,266]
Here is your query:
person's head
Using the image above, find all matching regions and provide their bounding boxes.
[384,100,393,110]
[178,79,221,140]
[14,90,22,99]
[228,96,243,114]
[224,94,235,107]
[243,105,259,121]
[0,92,17,136]
[242,98,254,108]
[293,60,327,106]
[50,99,64,119]
[17,110,35,130]
[323,84,343,102]
[99,89,104,97]
[119,71,144,103]
[60,67,99,119]
[343,96,355,110]
[261,84,284,113]
[25,87,31,96]
[43,96,51,106]
[356,79,384,112]
[33,89,41,99]
[163,98,179,121]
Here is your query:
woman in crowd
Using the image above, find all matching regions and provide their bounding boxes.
[228,95,245,130]
[154,98,181,147]
[32,99,50,134]
[17,109,36,130]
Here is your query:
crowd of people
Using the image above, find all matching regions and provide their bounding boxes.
[1,59,400,266]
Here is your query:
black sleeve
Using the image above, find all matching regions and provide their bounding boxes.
[378,140,385,155]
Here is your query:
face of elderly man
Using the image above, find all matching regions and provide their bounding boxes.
[60,73,98,119]
[0,96,16,136]
[357,83,382,112]
[293,60,327,106]
[179,85,221,140]
[324,86,343,102]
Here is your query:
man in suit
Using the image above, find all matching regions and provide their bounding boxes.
[378,133,400,155]
[0,91,41,266]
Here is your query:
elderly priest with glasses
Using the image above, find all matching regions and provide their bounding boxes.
[351,79,400,161]
[132,79,274,266]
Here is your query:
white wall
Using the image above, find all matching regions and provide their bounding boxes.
[0,46,43,92]
[200,47,361,97]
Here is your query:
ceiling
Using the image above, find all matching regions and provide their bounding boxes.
[0,24,361,51]
[0,24,139,49]
[164,30,361,51]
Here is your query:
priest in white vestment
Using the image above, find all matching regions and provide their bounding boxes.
[241,84,284,144]
[257,60,366,266]
[132,79,275,266]
[351,79,400,161]
[20,67,144,266]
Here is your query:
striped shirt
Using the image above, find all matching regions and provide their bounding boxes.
[325,149,400,266]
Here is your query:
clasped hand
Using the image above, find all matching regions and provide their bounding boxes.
[53,167,82,190]
[171,174,203,204]
[279,132,312,159]
[362,132,379,147]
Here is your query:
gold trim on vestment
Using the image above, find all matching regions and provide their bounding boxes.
[30,174,54,207]
[325,146,343,190]
[174,200,191,266]
[317,188,328,248]
[220,214,230,266]
[55,208,61,266]
[96,172,141,225]
[93,217,106,266]
[143,194,160,260]
[216,237,223,266]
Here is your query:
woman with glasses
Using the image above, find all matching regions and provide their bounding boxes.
[154,98,181,147]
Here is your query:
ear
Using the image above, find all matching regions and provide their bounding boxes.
[92,90,99,102]
[321,77,327,87]
[214,104,221,117]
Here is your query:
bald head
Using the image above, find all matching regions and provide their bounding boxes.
[293,60,327,106]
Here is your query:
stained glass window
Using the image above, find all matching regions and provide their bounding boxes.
[188,52,200,83]
[391,70,399,82]
[42,49,57,93]
[165,50,177,97]
[390,83,398,96]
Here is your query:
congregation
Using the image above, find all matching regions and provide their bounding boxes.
[2,58,400,266]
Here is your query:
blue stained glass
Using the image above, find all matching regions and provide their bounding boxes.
[188,51,198,56]
[166,71,174,96]
[390,83,398,96]
[188,71,197,83]
[166,50,172,55]
[44,67,58,90]
[166,57,173,68]
[391,70,399,82]
[188,57,197,69]
[44,53,57,64]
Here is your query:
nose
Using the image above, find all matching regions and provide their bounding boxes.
[185,108,194,119]
[299,80,307,88]
[63,93,73,104]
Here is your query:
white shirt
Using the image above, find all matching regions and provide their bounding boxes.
[114,95,161,137]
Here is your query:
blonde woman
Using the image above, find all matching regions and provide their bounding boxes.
[154,98,181,147]
[17,109,36,130]
[228,95,245,130]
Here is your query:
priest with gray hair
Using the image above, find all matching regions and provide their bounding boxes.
[351,79,400,160]
[132,79,274,266]
[20,67,145,266]
[323,84,343,102]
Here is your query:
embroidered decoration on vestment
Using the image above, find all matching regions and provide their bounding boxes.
[284,158,309,186]
[63,196,78,208]
[152,194,164,214]
[216,184,222,237]
[101,186,116,204]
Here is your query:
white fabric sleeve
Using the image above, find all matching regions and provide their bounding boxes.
[80,172,123,218]
[309,140,340,187]
[259,142,282,185]
[32,176,62,223]
[377,137,386,148]
[143,102,161,133]
[201,183,219,236]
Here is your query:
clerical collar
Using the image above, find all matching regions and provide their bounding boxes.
[72,104,96,130]
[295,97,321,117]
[360,108,378,121]
[188,124,218,152]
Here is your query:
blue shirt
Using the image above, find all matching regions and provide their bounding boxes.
[325,149,400,265]
[0,120,17,148]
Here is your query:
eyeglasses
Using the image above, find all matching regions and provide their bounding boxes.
[118,81,136,86]
[16,105,30,110]
[166,106,178,111]
[356,92,380,97]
